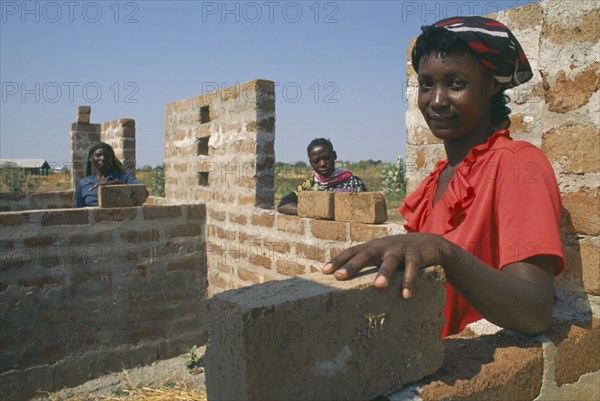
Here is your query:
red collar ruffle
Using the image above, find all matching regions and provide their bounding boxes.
[400,130,511,234]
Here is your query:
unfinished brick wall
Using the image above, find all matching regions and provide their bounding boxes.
[0,190,75,212]
[161,79,406,295]
[0,205,207,401]
[164,79,275,207]
[404,0,599,301]
[69,106,137,186]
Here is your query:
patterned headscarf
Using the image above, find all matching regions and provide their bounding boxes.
[412,16,533,89]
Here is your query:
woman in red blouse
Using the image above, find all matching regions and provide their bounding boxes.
[323,16,565,337]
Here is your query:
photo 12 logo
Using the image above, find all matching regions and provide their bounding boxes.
[400,1,527,23]
[1,1,140,23]
[1,81,140,104]
[200,1,340,23]
[202,81,340,104]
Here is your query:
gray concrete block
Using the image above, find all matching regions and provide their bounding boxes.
[98,184,148,208]
[204,266,445,401]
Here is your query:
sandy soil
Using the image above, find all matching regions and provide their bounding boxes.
[31,347,206,401]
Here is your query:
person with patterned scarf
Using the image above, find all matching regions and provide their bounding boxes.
[322,16,565,338]
[277,138,366,215]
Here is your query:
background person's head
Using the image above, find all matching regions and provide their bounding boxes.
[86,142,126,176]
[411,17,533,130]
[307,138,337,178]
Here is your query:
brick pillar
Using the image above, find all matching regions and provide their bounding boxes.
[70,106,100,187]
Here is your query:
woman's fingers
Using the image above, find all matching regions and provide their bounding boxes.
[373,251,403,289]
[323,244,379,279]
[402,256,421,299]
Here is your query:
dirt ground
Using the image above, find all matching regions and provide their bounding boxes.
[31,347,207,401]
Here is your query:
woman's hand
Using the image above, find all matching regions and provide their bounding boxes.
[89,177,122,191]
[323,233,449,299]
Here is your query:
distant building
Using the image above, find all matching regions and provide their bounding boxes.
[0,159,51,176]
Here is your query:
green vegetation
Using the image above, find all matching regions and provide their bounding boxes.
[0,163,41,193]
[274,158,407,212]
[137,164,165,196]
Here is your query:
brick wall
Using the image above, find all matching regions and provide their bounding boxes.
[69,107,137,187]
[164,79,275,208]
[0,190,75,212]
[0,205,207,401]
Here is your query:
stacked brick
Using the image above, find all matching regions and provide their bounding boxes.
[0,205,207,401]
[164,79,275,208]
[69,107,137,187]
[0,190,75,212]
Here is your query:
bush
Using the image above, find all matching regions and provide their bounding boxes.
[381,156,406,203]
[1,163,28,192]
[148,165,165,196]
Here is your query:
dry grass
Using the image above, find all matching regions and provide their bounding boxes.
[37,379,207,401]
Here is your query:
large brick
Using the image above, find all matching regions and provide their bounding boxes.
[350,223,392,243]
[41,210,89,226]
[298,191,334,220]
[204,267,445,401]
[310,220,347,241]
[542,125,600,173]
[562,188,600,236]
[418,329,543,401]
[546,318,600,385]
[143,206,182,219]
[93,208,138,222]
[542,63,600,114]
[274,259,305,276]
[98,184,147,208]
[276,214,305,235]
[250,212,274,228]
[0,213,29,226]
[334,192,388,224]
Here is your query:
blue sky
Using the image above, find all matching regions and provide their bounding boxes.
[1,0,537,168]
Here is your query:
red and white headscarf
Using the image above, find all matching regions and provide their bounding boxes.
[413,16,533,89]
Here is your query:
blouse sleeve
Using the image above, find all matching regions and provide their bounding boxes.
[494,145,565,275]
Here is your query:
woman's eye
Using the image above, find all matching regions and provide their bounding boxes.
[449,80,466,89]
[418,81,432,91]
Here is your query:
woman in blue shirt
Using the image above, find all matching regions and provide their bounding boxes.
[75,142,140,207]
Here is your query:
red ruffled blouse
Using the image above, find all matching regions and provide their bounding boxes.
[400,130,565,337]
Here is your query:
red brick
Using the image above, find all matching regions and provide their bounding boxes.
[296,243,326,261]
[248,253,272,270]
[298,191,334,220]
[143,206,182,219]
[94,208,138,222]
[547,318,600,385]
[310,220,347,241]
[277,214,305,235]
[0,213,29,226]
[215,226,236,241]
[238,268,262,284]
[210,210,226,222]
[275,259,305,276]
[41,210,89,226]
[251,213,274,228]
[419,331,543,401]
[350,223,391,243]
[229,213,248,225]
[335,192,388,224]
[561,188,599,235]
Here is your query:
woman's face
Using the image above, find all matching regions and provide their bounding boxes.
[417,50,498,141]
[309,145,336,177]
[89,147,113,174]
